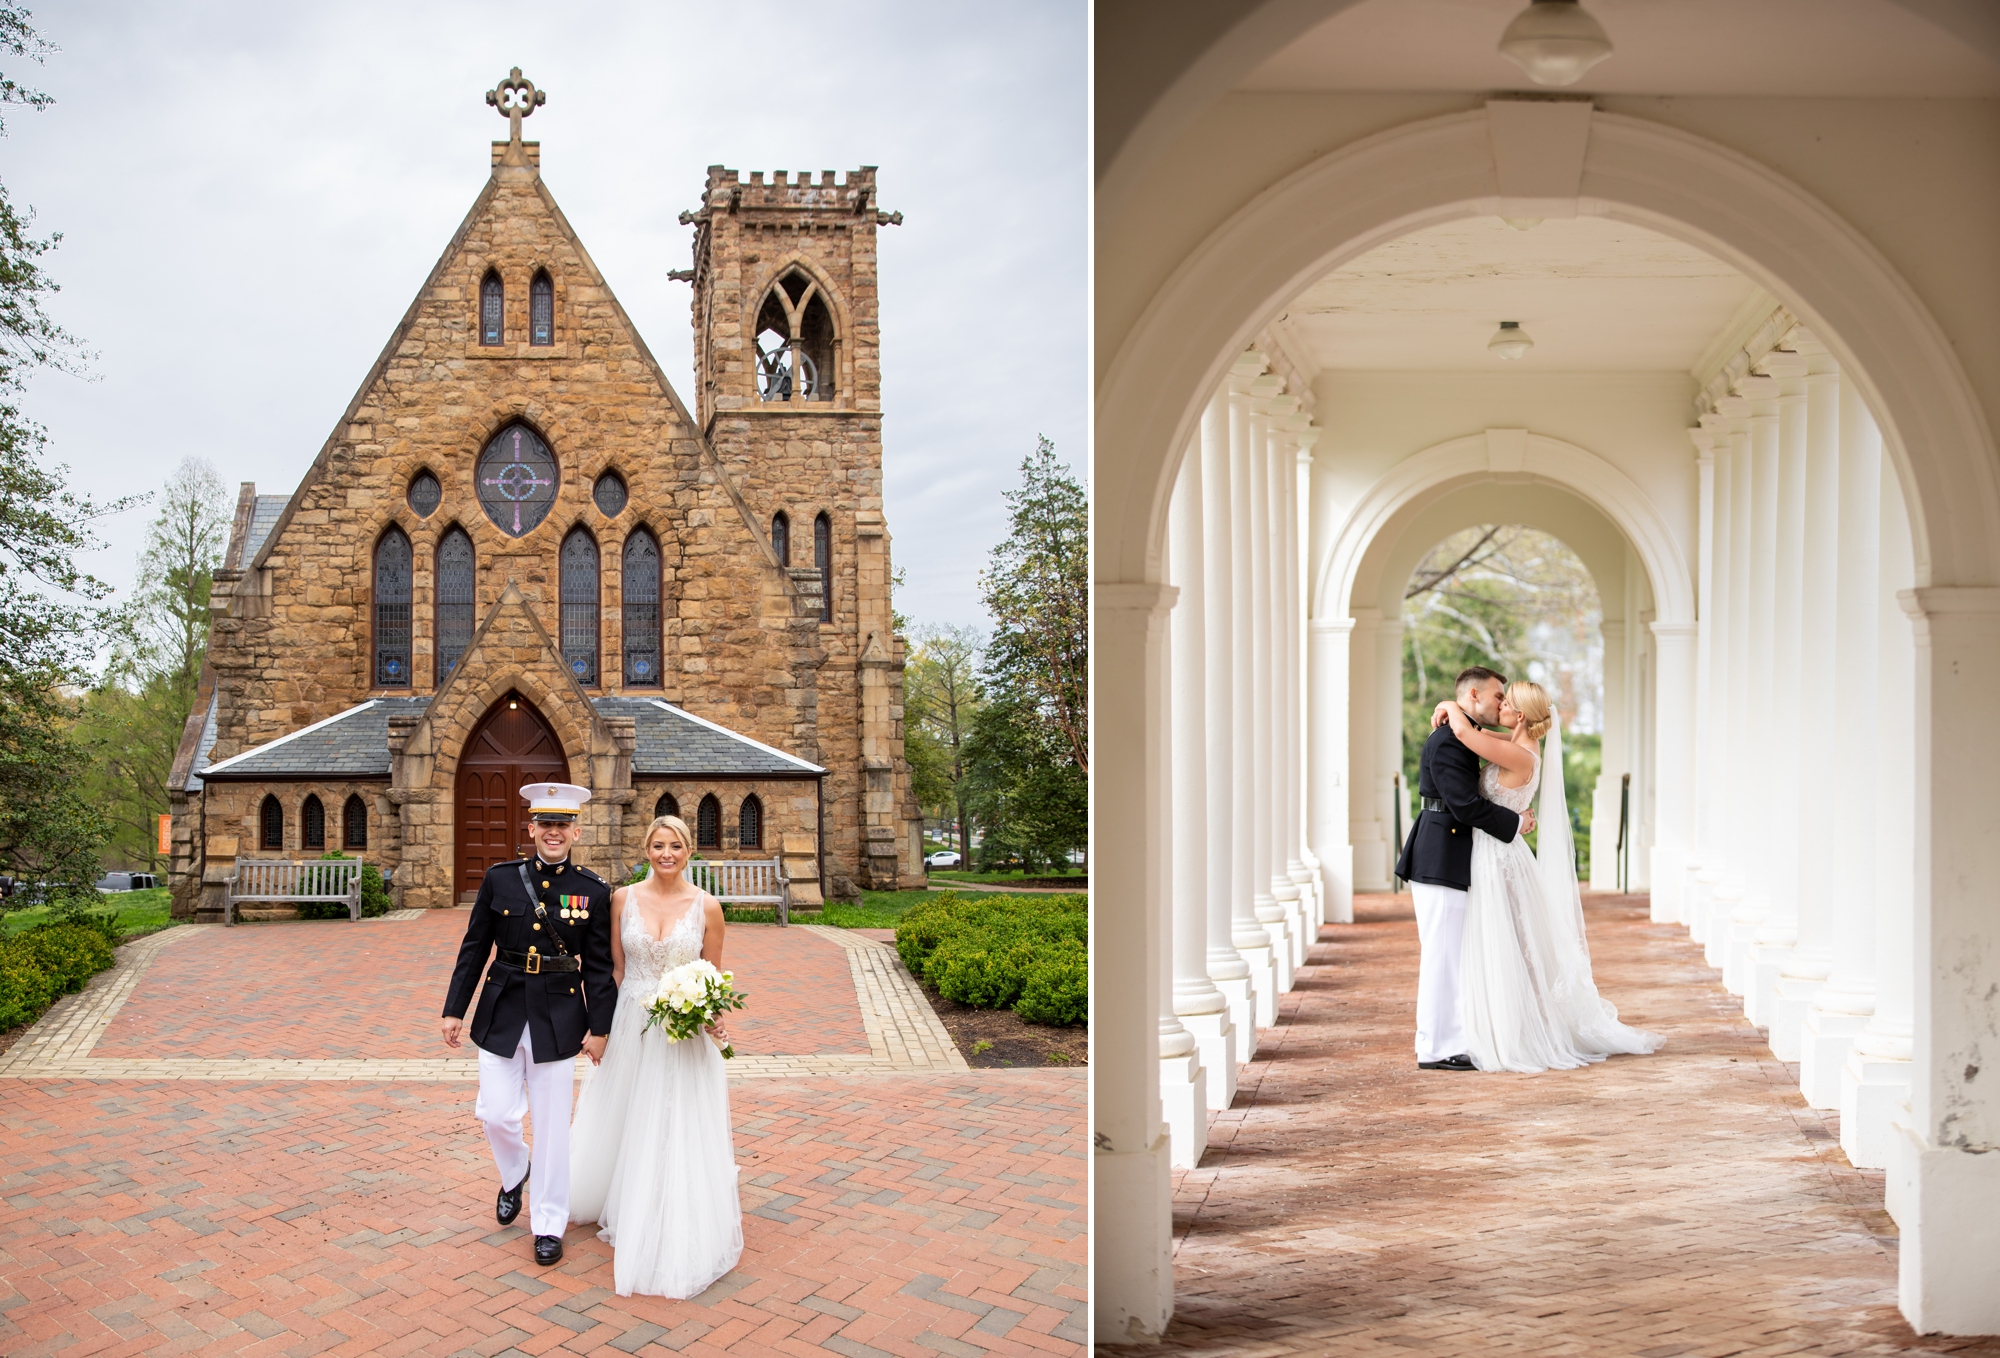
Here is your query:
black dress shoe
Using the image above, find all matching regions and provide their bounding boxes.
[534,1234,563,1266]
[496,1171,528,1226]
[1417,1054,1477,1071]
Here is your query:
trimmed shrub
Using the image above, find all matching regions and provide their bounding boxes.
[298,856,393,919]
[0,922,119,1032]
[896,892,1087,1026]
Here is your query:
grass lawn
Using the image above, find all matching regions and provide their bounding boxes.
[2,887,174,939]
[927,869,1088,887]
[723,887,1014,930]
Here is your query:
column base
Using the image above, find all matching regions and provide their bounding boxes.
[1235,942,1280,1029]
[1688,866,1721,946]
[1650,846,1685,923]
[1721,907,1760,995]
[1705,884,1740,970]
[1839,1046,1910,1170]
[1182,1008,1238,1109]
[1273,885,1307,971]
[1160,1051,1208,1170]
[1797,1004,1866,1108]
[1892,1121,2000,1335]
[1213,975,1259,1063]
[1254,907,1295,995]
[1763,959,1818,1060]
[1353,837,1388,894]
[1745,940,1793,1031]
[1093,1135,1174,1343]
[1320,845,1354,924]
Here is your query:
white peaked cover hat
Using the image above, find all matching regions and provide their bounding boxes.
[522,782,593,821]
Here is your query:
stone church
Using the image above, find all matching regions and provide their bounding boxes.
[167,71,922,917]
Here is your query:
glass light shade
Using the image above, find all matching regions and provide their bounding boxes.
[1499,0,1613,87]
[1489,322,1534,360]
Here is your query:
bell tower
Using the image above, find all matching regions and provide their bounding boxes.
[677,168,920,894]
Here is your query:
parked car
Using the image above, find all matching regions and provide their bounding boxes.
[925,850,962,868]
[95,872,159,893]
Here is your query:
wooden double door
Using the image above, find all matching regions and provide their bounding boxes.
[455,694,568,901]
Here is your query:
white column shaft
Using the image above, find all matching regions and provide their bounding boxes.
[1227,377,1279,1025]
[1310,618,1355,923]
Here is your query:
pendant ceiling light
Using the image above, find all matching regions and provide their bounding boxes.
[1498,0,1614,87]
[1489,321,1534,360]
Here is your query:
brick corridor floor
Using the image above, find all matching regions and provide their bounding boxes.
[0,917,1083,1357]
[1133,892,2000,1358]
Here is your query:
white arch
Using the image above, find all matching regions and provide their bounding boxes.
[1316,432,1694,626]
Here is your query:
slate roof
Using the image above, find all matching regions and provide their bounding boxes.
[182,694,221,792]
[243,495,287,562]
[192,697,822,782]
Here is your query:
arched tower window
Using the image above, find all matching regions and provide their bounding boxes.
[530,270,554,346]
[344,794,368,849]
[560,527,600,686]
[771,510,790,566]
[260,795,284,851]
[480,270,504,346]
[813,512,832,623]
[302,795,326,850]
[655,792,680,821]
[374,527,413,687]
[753,270,836,403]
[436,527,475,683]
[622,528,661,687]
[738,794,763,850]
[696,794,721,849]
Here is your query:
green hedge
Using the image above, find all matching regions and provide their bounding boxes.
[0,920,118,1032]
[296,856,394,920]
[896,892,1087,1027]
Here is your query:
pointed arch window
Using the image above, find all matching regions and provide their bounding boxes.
[436,527,475,683]
[530,270,554,346]
[260,796,284,851]
[480,270,504,346]
[374,528,413,687]
[560,527,600,686]
[344,794,368,849]
[476,423,559,538]
[302,795,326,850]
[813,512,832,622]
[655,791,680,821]
[753,270,836,403]
[622,528,661,687]
[771,510,790,566]
[738,794,763,850]
[696,794,721,849]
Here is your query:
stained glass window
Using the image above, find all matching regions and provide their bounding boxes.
[560,527,600,686]
[408,472,441,518]
[593,472,627,517]
[476,424,558,537]
[738,794,763,850]
[531,270,553,346]
[697,794,721,849]
[622,529,661,687]
[302,795,326,850]
[481,271,504,345]
[374,528,412,687]
[344,795,368,849]
[436,528,475,682]
[772,511,790,566]
[655,792,679,820]
[814,512,832,622]
[260,796,284,850]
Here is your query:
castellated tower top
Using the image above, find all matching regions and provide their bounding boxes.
[680,166,902,426]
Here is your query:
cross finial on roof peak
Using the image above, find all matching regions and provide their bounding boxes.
[485,67,546,150]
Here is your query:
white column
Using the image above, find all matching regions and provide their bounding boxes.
[1247,375,1295,992]
[1348,609,1386,890]
[1591,617,1628,891]
[1091,579,1176,1341]
[1228,366,1281,1025]
[1166,439,1218,1152]
[1377,614,1406,886]
[1203,381,1260,1062]
[1263,401,1307,972]
[1714,401,1757,978]
[1725,389,1778,1000]
[1650,619,1697,922]
[1288,430,1322,928]
[1688,428,1725,945]
[1310,616,1355,924]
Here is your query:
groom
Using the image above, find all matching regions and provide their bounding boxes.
[441,782,617,1265]
[1394,666,1533,1071]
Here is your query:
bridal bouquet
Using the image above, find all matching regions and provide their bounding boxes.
[641,959,748,1059]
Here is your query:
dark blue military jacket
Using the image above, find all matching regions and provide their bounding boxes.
[442,855,617,1063]
[1393,721,1522,892]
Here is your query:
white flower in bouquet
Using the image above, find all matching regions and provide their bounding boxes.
[641,957,748,1058]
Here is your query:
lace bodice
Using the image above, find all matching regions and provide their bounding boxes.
[1480,750,1541,813]
[620,892,708,991]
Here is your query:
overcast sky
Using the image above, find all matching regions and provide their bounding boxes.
[6,0,1084,644]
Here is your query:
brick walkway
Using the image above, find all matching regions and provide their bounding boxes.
[1134,892,2000,1357]
[0,914,1081,1356]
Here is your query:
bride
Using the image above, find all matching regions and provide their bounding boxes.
[569,814,743,1297]
[1432,680,1663,1074]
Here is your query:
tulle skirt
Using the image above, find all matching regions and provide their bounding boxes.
[569,987,743,1298]
[1462,828,1664,1074]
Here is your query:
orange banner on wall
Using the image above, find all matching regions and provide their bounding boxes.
[157,814,171,856]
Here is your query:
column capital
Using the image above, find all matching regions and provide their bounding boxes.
[1097,581,1179,618]
[1651,620,1700,640]
[1230,350,1268,379]
[1311,617,1356,634]
[1295,428,1321,456]
[1900,586,2000,620]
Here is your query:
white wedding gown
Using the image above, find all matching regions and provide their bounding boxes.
[1461,738,1663,1074]
[568,898,743,1298]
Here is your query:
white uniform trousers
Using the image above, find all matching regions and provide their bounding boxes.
[476,1029,574,1237]
[1410,882,1469,1063]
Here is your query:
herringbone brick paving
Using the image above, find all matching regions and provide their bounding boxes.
[0,917,1080,1356]
[1132,892,2000,1358]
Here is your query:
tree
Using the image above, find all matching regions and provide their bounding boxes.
[904,623,985,863]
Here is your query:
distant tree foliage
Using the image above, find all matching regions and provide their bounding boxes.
[904,623,984,865]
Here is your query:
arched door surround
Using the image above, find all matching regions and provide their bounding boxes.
[454,692,569,900]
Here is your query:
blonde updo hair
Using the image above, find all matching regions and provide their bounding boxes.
[1506,680,1555,742]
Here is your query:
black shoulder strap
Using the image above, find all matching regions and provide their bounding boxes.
[516,861,574,958]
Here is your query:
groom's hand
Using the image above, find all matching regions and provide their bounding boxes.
[440,1016,462,1049]
[581,1033,607,1065]
[1521,808,1537,835]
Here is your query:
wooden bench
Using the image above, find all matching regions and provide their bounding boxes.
[688,857,792,926]
[224,859,364,926]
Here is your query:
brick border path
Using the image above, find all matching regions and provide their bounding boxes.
[1127,892,2000,1358]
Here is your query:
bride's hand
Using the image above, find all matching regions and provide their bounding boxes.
[1432,700,1471,732]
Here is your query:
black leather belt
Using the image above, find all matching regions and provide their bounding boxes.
[497,949,580,974]
[1421,797,1450,813]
